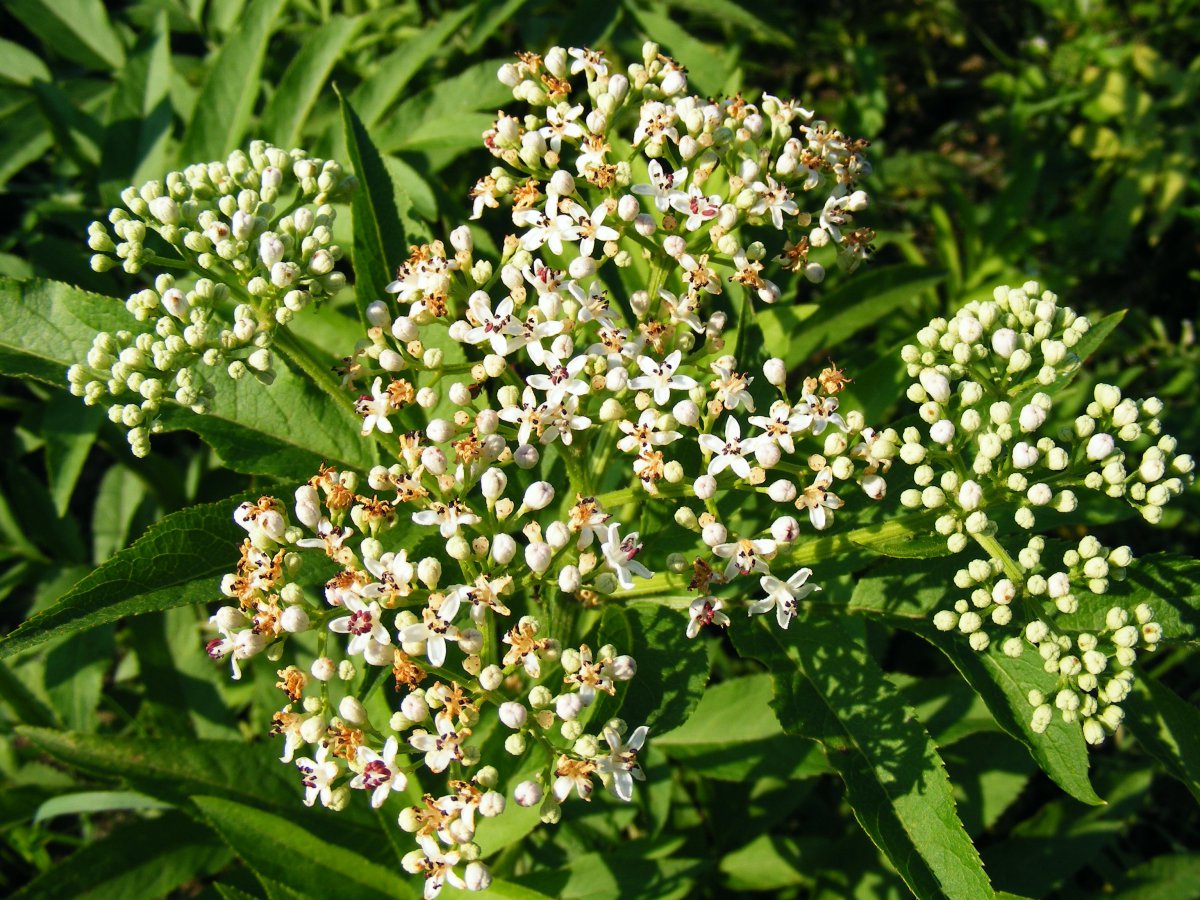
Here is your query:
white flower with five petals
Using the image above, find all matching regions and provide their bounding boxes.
[752,568,820,629]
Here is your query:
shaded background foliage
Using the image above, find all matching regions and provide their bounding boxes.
[0,0,1197,896]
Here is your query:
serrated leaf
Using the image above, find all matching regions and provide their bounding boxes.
[598,602,709,734]
[732,617,994,899]
[179,0,284,162]
[0,498,241,660]
[338,86,407,326]
[6,0,125,71]
[850,558,1104,805]
[10,812,230,900]
[260,15,364,150]
[157,348,377,479]
[193,796,417,900]
[0,277,132,384]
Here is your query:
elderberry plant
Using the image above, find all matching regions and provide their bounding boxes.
[25,39,1192,900]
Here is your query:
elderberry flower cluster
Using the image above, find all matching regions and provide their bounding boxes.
[68,141,355,455]
[902,282,1193,743]
[193,46,892,897]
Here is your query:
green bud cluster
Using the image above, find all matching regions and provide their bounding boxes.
[71,141,357,456]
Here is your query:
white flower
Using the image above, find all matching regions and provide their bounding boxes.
[497,386,544,445]
[412,499,480,539]
[540,395,592,446]
[504,314,563,365]
[596,725,649,802]
[569,201,621,258]
[617,409,681,453]
[698,416,756,479]
[398,600,462,668]
[566,279,616,327]
[516,192,580,255]
[600,522,654,589]
[630,159,687,212]
[296,745,339,807]
[538,103,585,153]
[329,597,392,657]
[750,176,798,229]
[409,716,469,773]
[669,185,721,231]
[797,468,843,530]
[713,536,777,579]
[351,737,408,808]
[526,352,590,407]
[629,349,697,406]
[710,358,756,412]
[687,596,730,638]
[660,289,704,333]
[356,377,394,436]
[749,400,804,455]
[568,46,608,78]
[463,293,515,355]
[752,569,820,629]
[793,393,845,435]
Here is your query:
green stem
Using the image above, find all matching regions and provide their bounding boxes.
[971,529,1025,583]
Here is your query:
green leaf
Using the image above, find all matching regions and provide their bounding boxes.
[518,852,704,900]
[260,15,364,150]
[1124,676,1200,803]
[625,3,730,97]
[850,558,1104,805]
[98,15,173,202]
[0,277,131,384]
[179,0,285,162]
[757,265,945,370]
[732,617,994,899]
[10,812,231,900]
[1109,853,1200,899]
[350,8,475,128]
[33,790,172,823]
[0,96,54,188]
[654,673,830,780]
[6,0,125,71]
[599,602,709,734]
[43,624,114,730]
[337,86,407,326]
[157,348,377,479]
[193,796,417,900]
[0,498,241,660]
[43,390,103,517]
[0,37,52,85]
[18,727,299,811]
[91,464,153,562]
